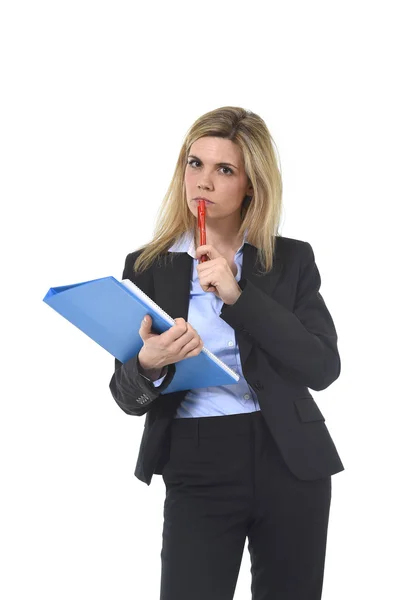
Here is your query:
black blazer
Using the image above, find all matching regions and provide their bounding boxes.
[109,235,344,485]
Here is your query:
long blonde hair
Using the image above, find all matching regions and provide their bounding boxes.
[133,106,283,275]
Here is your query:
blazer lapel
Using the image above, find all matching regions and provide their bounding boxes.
[153,252,193,323]
[235,243,283,365]
[153,242,283,369]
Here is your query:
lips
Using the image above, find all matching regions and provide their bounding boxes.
[194,197,214,205]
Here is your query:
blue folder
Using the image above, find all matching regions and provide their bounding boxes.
[43,276,240,394]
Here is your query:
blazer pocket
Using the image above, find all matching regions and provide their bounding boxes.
[294,397,325,422]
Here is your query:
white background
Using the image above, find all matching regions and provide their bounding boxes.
[1,1,398,598]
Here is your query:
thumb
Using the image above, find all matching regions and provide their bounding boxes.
[140,315,151,334]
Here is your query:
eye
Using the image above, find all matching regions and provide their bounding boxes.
[220,166,233,175]
[188,159,200,168]
[187,159,233,175]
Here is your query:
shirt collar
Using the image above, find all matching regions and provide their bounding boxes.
[168,228,253,259]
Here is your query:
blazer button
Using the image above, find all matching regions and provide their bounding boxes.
[254,380,263,391]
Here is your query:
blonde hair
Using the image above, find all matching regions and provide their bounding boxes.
[133,106,283,275]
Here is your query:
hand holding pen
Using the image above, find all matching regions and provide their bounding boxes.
[196,199,242,304]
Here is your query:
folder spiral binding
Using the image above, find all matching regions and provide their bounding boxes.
[43,276,240,394]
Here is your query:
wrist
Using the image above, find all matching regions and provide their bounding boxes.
[138,353,166,381]
[225,288,242,305]
[144,368,164,381]
[138,349,154,370]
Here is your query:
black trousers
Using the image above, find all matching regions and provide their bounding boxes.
[160,410,332,600]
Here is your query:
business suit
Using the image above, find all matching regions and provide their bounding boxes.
[109,234,344,599]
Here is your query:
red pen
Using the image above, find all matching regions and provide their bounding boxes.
[198,199,209,263]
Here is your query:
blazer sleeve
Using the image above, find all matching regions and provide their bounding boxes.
[109,252,176,416]
[219,242,340,391]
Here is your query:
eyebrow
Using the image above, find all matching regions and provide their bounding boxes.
[188,155,239,170]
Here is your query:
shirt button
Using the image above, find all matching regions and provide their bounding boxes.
[227,341,234,347]
[244,394,250,400]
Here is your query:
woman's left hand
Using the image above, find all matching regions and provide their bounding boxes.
[196,245,242,305]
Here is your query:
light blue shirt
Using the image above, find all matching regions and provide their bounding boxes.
[152,229,260,418]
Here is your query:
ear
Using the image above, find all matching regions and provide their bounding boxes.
[246,180,254,196]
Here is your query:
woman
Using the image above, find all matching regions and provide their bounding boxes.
[109,106,344,600]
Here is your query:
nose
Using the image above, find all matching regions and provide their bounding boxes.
[197,180,213,191]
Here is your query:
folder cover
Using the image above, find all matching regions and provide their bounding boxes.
[43,276,240,394]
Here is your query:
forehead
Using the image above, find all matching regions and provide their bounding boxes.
[189,137,243,165]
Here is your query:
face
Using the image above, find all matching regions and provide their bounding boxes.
[184,136,253,222]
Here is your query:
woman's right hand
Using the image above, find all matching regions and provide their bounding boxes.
[138,315,204,371]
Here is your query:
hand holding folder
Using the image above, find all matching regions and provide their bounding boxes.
[138,314,204,374]
[42,275,240,394]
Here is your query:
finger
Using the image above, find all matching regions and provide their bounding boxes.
[180,322,199,343]
[196,244,220,260]
[139,315,150,333]
[180,328,202,353]
[180,322,197,340]
[165,318,187,342]
[182,335,203,355]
